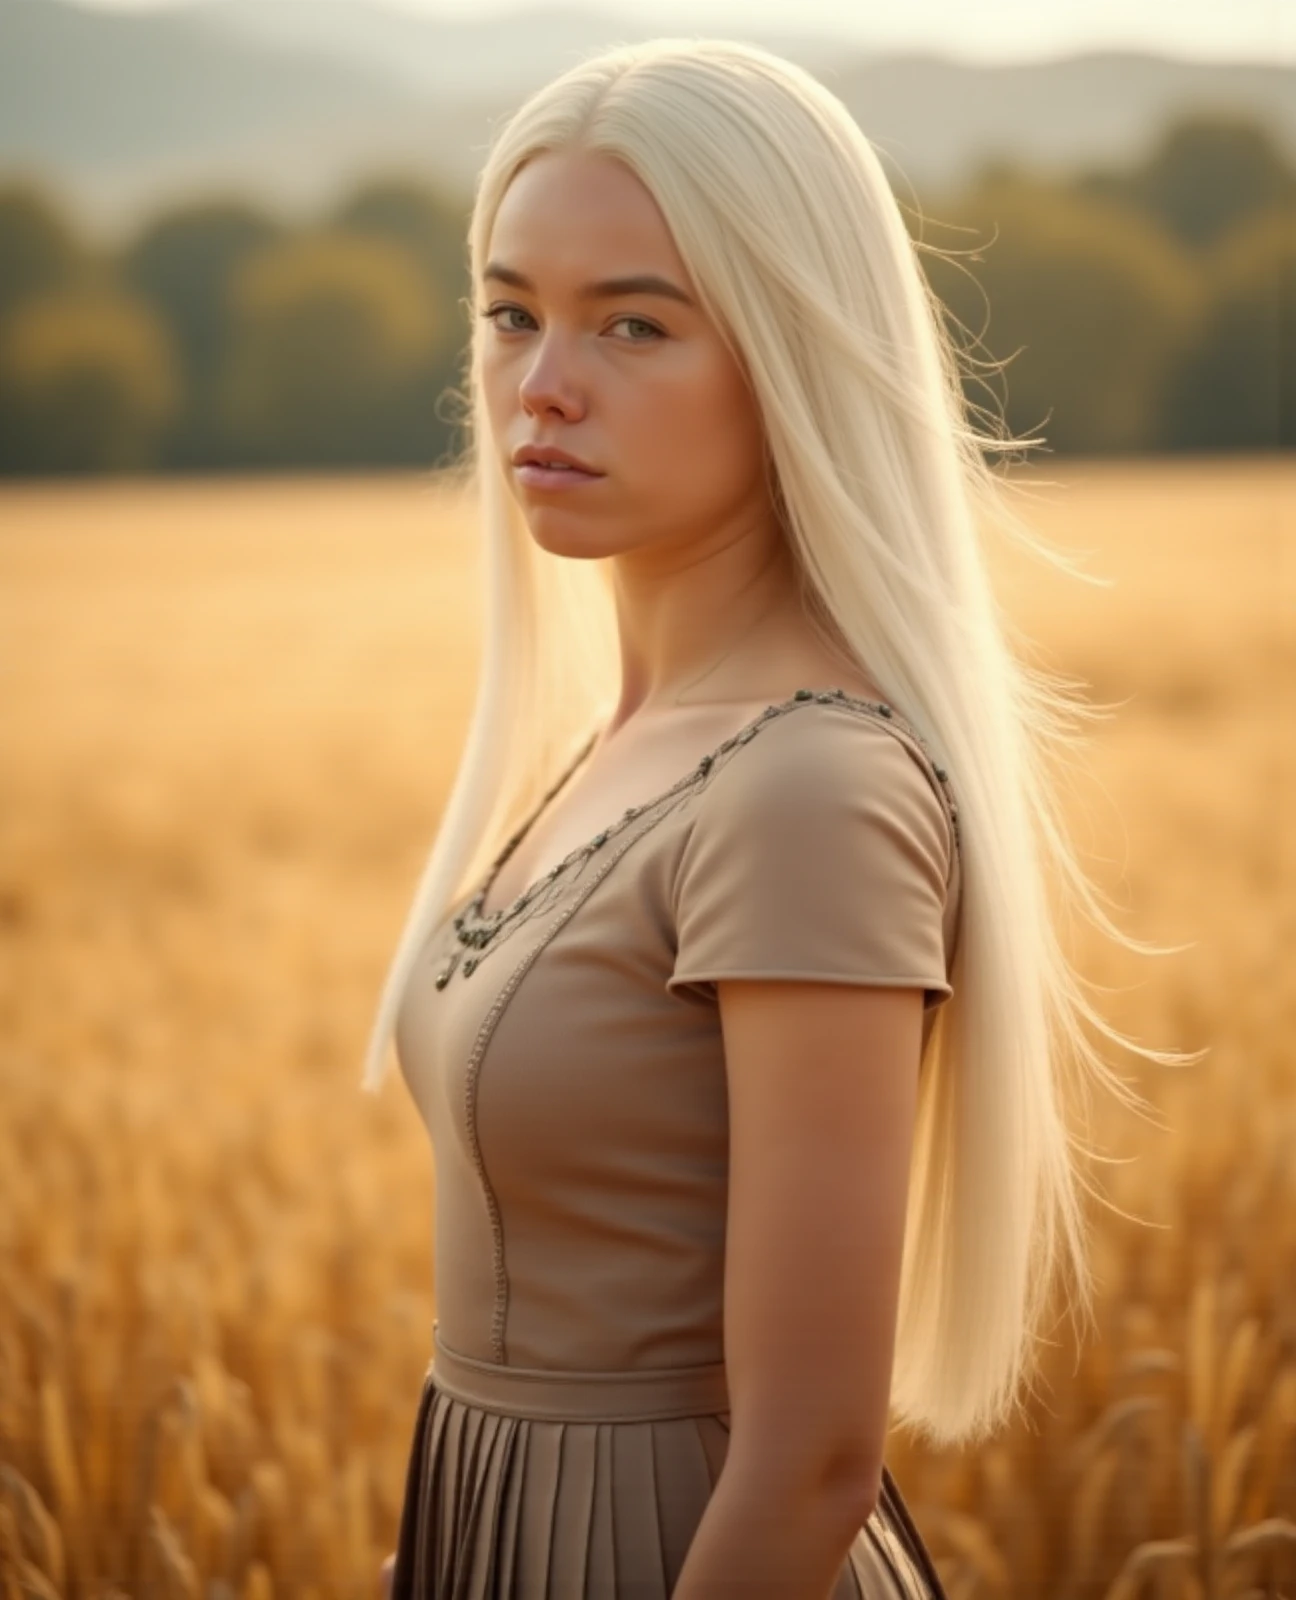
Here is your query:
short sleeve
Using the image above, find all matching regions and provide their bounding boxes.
[667,708,956,1007]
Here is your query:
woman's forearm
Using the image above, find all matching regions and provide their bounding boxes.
[671,1455,872,1599]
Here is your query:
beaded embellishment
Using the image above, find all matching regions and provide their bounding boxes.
[432,686,960,988]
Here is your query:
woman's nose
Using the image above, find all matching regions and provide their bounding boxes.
[518,334,587,420]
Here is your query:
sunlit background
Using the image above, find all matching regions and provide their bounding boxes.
[1,2,1293,1596]
[1,0,1294,469]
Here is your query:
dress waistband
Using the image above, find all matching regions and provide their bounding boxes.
[429,1322,731,1423]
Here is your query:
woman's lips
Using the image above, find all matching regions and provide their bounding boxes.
[514,462,605,490]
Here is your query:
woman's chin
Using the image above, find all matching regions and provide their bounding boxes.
[519,505,627,560]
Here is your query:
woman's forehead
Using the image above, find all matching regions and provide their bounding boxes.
[485,151,688,289]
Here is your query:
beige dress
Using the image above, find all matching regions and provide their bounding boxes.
[390,686,960,1598]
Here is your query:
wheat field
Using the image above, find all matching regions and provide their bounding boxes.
[1,458,1293,1599]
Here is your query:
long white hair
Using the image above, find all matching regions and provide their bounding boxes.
[359,37,1196,1449]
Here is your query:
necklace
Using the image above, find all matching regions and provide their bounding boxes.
[432,686,958,989]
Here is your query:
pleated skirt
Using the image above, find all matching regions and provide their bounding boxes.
[389,1328,949,1599]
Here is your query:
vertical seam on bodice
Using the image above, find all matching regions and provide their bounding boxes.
[462,808,682,1365]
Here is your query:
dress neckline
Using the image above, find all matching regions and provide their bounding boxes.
[456,684,952,942]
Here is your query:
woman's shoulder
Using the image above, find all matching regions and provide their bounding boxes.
[667,689,961,1002]
[692,690,959,881]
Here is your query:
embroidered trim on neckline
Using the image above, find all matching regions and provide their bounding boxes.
[432,686,958,989]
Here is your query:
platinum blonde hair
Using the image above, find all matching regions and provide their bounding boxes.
[360,37,1194,1448]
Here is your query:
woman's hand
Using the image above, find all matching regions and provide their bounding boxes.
[378,1552,395,1599]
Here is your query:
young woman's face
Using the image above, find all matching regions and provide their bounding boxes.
[478,147,772,560]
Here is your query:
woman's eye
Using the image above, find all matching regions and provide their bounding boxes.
[611,315,663,342]
[479,305,535,333]
[614,316,662,342]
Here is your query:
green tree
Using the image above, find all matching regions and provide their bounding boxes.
[917,175,1202,454]
[1159,209,1295,449]
[329,176,473,450]
[0,287,180,474]
[330,175,470,306]
[215,229,449,467]
[1076,113,1296,253]
[0,181,92,324]
[116,197,283,464]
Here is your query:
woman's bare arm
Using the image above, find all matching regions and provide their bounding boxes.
[671,978,925,1598]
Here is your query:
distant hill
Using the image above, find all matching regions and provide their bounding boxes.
[2,0,1294,239]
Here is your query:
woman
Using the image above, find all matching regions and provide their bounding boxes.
[363,36,1164,1599]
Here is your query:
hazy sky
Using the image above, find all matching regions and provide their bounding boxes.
[76,0,1293,65]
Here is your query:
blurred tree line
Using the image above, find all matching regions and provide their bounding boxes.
[0,110,1291,475]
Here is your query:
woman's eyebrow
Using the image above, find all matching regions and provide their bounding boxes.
[483,261,697,308]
